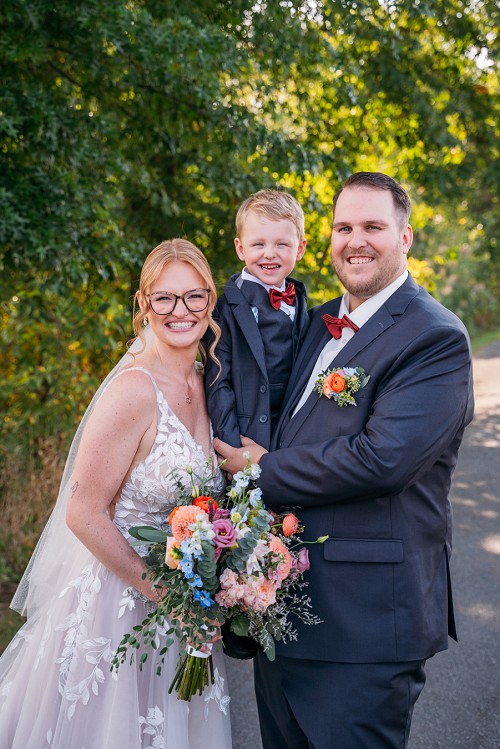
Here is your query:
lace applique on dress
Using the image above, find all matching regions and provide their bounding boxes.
[0,366,231,748]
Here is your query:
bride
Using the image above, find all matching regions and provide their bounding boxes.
[0,240,232,748]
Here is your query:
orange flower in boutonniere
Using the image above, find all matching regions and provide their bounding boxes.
[322,372,346,396]
[314,367,370,407]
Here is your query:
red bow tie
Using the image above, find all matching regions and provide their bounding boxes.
[322,313,359,339]
[269,282,296,310]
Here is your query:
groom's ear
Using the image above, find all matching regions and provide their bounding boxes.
[401,224,413,254]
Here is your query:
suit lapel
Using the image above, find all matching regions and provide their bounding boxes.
[291,279,309,358]
[283,301,340,408]
[327,305,395,369]
[273,300,340,446]
[223,278,268,380]
[275,276,420,448]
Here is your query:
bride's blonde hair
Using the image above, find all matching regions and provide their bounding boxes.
[132,239,221,372]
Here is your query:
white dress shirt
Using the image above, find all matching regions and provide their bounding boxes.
[293,270,408,415]
[237,269,296,322]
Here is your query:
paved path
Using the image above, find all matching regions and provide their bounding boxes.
[227,340,500,749]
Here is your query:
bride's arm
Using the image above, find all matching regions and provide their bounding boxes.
[66,371,162,602]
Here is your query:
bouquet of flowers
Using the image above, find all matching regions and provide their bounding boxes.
[111,459,327,701]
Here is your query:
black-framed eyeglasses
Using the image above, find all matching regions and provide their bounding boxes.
[147,288,211,315]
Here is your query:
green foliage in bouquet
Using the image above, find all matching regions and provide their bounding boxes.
[226,510,271,574]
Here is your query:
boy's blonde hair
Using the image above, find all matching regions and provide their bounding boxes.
[235,189,305,243]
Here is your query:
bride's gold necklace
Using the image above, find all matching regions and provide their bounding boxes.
[153,347,197,405]
[184,369,198,405]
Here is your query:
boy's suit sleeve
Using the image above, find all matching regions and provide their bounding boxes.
[204,297,243,448]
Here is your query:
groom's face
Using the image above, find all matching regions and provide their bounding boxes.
[331,187,413,311]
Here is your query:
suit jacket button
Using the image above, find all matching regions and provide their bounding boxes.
[259,414,268,423]
[260,385,267,393]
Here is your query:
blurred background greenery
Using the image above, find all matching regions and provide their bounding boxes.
[0,1,498,625]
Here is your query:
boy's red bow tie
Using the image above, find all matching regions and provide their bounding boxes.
[269,282,296,310]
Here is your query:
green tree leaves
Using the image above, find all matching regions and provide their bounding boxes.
[1,0,498,446]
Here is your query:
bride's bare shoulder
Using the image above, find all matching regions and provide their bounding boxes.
[96,367,158,415]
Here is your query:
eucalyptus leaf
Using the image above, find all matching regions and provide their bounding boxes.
[128,527,169,543]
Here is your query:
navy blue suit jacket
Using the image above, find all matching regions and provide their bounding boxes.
[205,274,309,449]
[258,275,474,663]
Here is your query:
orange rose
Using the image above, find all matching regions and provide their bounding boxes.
[193,496,218,513]
[282,513,299,537]
[322,372,346,397]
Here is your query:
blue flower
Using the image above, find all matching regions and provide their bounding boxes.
[194,589,215,608]
[187,574,203,588]
[180,558,194,577]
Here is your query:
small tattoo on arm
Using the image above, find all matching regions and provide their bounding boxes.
[71,481,79,497]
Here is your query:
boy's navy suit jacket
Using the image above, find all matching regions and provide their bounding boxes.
[205,273,309,449]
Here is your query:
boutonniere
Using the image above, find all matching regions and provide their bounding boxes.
[314,367,370,407]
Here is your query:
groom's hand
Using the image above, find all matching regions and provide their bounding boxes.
[214,436,268,475]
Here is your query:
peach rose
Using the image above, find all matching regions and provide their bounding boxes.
[170,505,207,542]
[249,575,277,612]
[165,536,181,569]
[322,372,346,397]
[269,536,292,582]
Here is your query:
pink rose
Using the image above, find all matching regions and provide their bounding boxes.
[213,508,231,521]
[296,547,310,573]
[212,519,237,549]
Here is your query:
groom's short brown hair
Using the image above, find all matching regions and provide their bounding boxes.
[333,172,411,228]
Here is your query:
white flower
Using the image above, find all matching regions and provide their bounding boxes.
[248,487,262,507]
[245,539,269,574]
[248,463,262,480]
[233,471,250,490]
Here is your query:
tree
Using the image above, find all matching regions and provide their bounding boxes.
[1,0,498,440]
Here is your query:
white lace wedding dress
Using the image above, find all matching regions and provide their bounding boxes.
[0,368,232,749]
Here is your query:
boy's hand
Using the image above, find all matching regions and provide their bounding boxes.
[214,436,268,476]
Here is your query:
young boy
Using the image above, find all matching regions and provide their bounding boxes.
[205,189,309,450]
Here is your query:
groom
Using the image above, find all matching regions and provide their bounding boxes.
[214,172,474,748]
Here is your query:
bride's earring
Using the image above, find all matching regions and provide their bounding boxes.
[144,317,149,326]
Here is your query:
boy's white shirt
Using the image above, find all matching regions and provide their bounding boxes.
[236,268,296,321]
